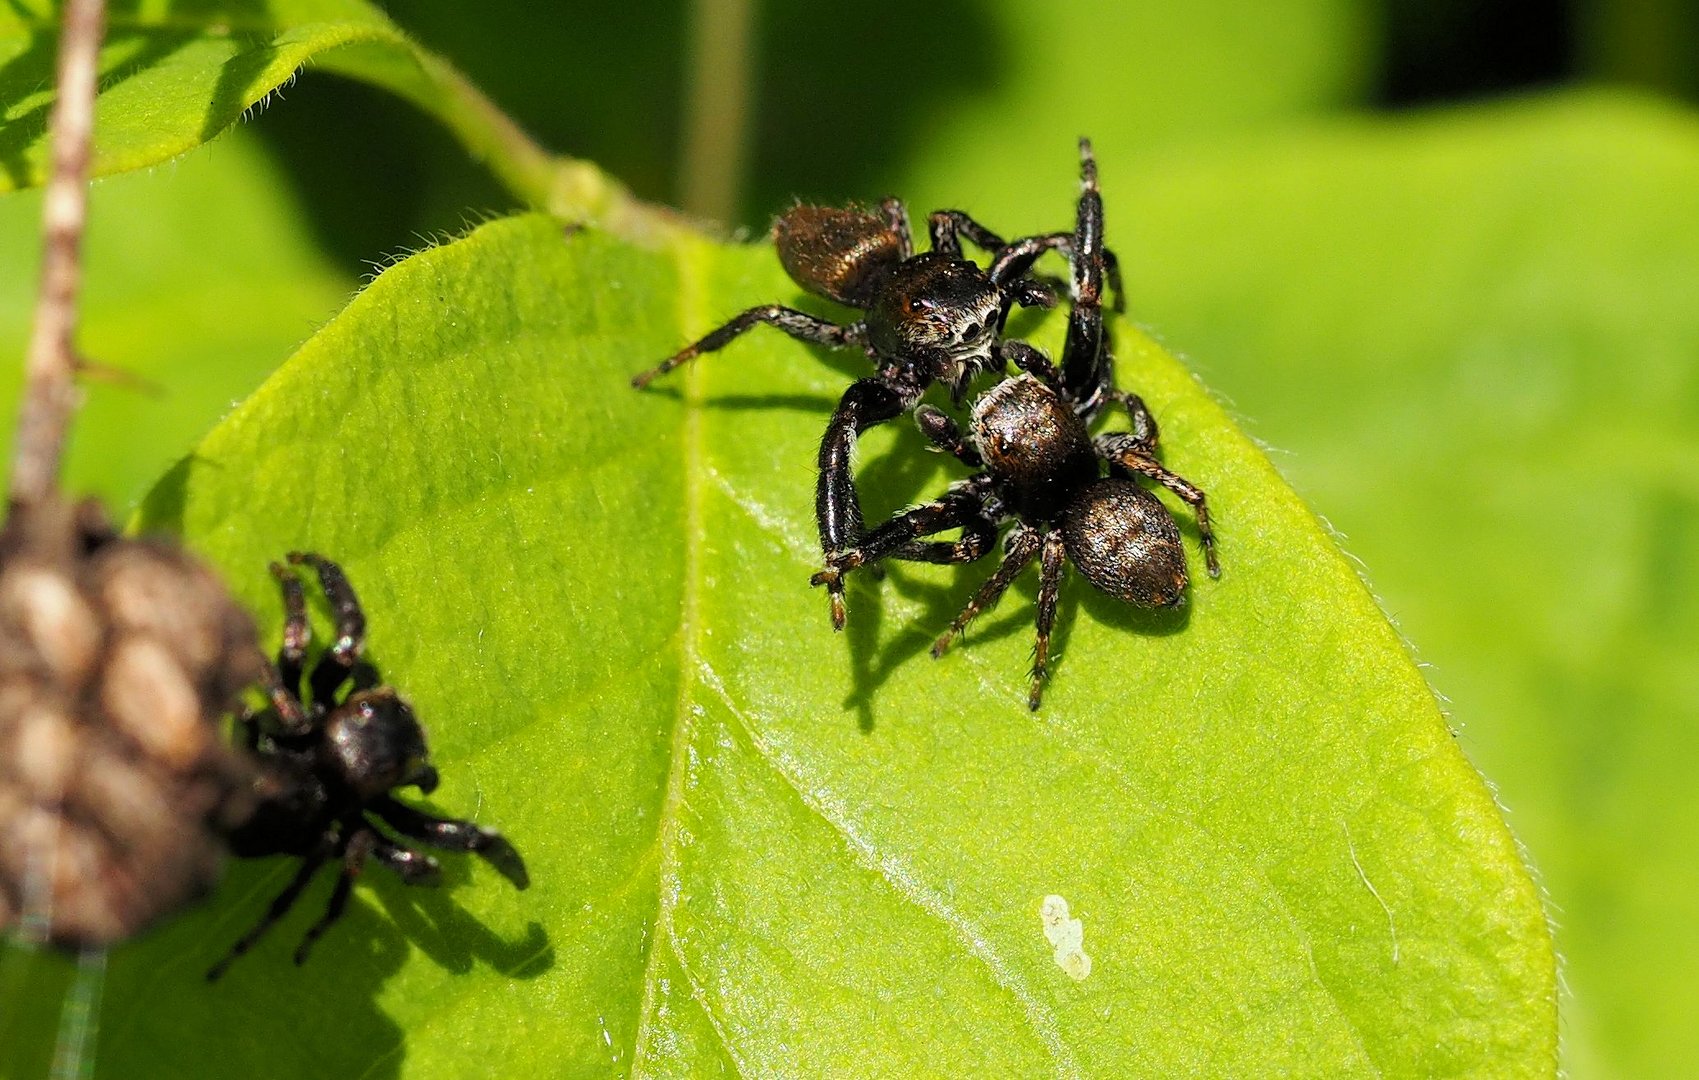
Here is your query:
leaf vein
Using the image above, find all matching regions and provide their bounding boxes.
[694,661,1084,1080]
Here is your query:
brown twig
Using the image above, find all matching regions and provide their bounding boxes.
[10,0,106,508]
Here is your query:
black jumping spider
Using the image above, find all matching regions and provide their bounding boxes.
[633,141,1122,630]
[207,553,528,980]
[820,146,1221,709]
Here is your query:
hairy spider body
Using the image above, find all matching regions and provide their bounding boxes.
[633,145,1123,629]
[207,553,527,980]
[816,141,1222,709]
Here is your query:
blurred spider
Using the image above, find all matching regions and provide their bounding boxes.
[207,553,528,980]
[633,140,1122,630]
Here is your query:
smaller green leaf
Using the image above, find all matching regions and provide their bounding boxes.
[1,0,389,190]
[0,0,646,229]
[0,213,1555,1077]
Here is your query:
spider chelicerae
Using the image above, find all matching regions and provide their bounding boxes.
[633,141,1123,630]
[207,553,528,979]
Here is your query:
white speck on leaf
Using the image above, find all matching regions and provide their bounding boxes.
[1040,895,1092,980]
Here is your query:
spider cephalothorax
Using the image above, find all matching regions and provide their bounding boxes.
[633,141,1122,630]
[207,552,527,979]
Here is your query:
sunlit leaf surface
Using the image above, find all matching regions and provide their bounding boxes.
[0,214,1552,1077]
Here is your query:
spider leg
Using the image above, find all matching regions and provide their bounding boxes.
[372,797,530,889]
[1101,247,1126,314]
[931,525,1044,659]
[271,560,309,694]
[287,552,368,707]
[206,848,329,980]
[1096,435,1219,577]
[290,551,365,662]
[1001,341,1065,392]
[914,405,982,467]
[814,375,923,629]
[292,828,374,966]
[631,306,864,388]
[879,197,915,258]
[1029,529,1068,710]
[1107,390,1160,454]
[256,660,312,737]
[1060,138,1113,410]
[235,702,264,750]
[369,834,442,886]
[987,231,1067,284]
[927,210,1008,257]
[815,483,992,579]
[891,511,1000,566]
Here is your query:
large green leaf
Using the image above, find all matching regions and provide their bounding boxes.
[7,213,1551,1075]
[1113,91,1699,1078]
[0,125,352,509]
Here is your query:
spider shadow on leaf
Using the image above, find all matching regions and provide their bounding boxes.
[848,543,1195,718]
[163,857,414,1080]
[365,854,553,979]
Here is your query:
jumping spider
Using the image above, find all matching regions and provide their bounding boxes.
[820,145,1221,709]
[207,553,528,980]
[633,140,1122,630]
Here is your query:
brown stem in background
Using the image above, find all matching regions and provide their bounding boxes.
[679,0,754,225]
[10,0,106,508]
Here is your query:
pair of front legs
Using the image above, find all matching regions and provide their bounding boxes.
[206,798,528,980]
[257,552,375,737]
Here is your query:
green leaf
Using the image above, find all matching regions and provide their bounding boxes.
[1111,91,1699,1078]
[3,213,1552,1075]
[0,0,640,227]
[0,125,352,509]
[0,0,388,189]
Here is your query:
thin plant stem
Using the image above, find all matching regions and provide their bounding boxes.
[11,0,106,508]
[679,0,755,225]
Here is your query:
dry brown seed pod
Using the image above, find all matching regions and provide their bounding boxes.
[0,496,263,948]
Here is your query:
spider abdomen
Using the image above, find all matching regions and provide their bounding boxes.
[774,204,905,307]
[1062,478,1188,607]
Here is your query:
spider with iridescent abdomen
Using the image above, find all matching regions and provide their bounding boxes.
[206,553,528,979]
[633,139,1124,631]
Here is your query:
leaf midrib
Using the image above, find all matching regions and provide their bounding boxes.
[627,234,714,1074]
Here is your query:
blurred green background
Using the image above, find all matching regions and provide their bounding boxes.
[2,0,1696,1075]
